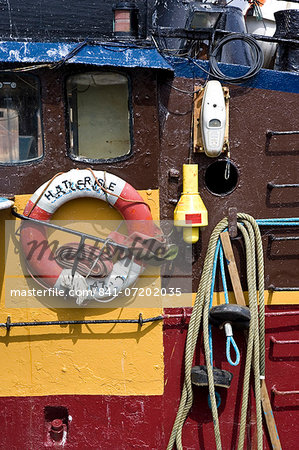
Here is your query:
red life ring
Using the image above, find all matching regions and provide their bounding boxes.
[20,169,161,304]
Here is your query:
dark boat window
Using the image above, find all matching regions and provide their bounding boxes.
[66,72,131,161]
[0,74,43,164]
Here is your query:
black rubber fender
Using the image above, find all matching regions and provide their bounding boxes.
[191,365,233,389]
[209,304,251,329]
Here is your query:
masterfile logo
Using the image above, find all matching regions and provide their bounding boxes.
[5,219,192,309]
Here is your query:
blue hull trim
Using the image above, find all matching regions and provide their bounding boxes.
[0,40,297,93]
[0,41,173,71]
[168,57,299,94]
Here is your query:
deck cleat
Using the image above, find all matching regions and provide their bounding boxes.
[209,304,251,330]
[191,365,233,389]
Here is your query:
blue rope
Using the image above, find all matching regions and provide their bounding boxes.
[208,324,213,366]
[208,239,221,366]
[257,218,299,226]
[226,335,241,366]
[224,218,299,233]
[219,244,241,366]
[208,391,221,410]
[257,217,299,223]
[208,239,241,367]
[258,222,299,226]
[208,217,298,369]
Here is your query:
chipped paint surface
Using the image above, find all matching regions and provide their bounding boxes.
[0,190,164,397]
[0,41,173,70]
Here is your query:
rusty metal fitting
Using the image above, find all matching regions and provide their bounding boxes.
[50,419,64,442]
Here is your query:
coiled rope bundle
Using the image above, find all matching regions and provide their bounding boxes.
[167,213,265,450]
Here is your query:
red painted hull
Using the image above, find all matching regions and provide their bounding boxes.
[1,305,298,449]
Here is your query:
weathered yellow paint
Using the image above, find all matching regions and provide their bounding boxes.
[0,190,164,397]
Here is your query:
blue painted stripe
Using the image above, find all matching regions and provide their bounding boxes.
[167,57,299,94]
[0,40,297,93]
[0,41,173,71]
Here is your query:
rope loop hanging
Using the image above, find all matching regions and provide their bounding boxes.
[167,213,265,450]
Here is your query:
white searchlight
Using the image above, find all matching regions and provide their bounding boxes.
[200,80,227,157]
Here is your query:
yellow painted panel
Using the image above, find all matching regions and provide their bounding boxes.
[0,189,164,397]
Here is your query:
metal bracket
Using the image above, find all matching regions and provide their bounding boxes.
[272,388,299,396]
[268,182,299,189]
[228,207,238,238]
[193,85,229,154]
[269,234,299,242]
[268,285,299,292]
[265,310,299,317]
[270,336,299,345]
[266,130,299,137]
[168,168,180,181]
[0,194,15,200]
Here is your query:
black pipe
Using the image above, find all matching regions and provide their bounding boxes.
[1,314,164,332]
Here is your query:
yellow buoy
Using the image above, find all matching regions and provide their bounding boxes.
[174,164,208,244]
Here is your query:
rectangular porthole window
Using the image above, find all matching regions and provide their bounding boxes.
[0,74,43,164]
[66,72,132,161]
